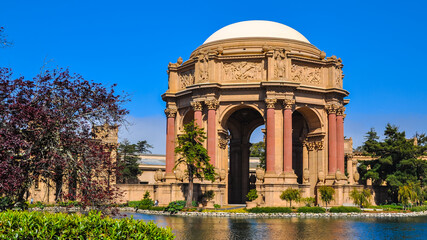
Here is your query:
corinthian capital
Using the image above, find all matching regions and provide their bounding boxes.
[191,101,203,111]
[336,106,346,116]
[205,99,219,110]
[265,98,277,109]
[325,104,338,114]
[283,99,295,110]
[164,107,177,118]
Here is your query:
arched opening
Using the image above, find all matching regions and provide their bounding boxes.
[292,110,309,184]
[225,107,264,204]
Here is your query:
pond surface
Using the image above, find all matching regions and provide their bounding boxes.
[122,213,427,240]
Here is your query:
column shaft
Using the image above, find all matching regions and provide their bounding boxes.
[164,108,177,174]
[328,110,337,174]
[283,108,293,172]
[194,110,203,128]
[207,108,216,166]
[336,114,345,173]
[265,101,276,173]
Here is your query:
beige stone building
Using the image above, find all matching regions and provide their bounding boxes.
[159,20,362,207]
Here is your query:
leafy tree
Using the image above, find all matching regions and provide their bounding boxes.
[0,27,12,47]
[319,186,335,210]
[398,184,417,210]
[349,189,372,208]
[358,124,427,202]
[117,139,152,183]
[250,141,266,169]
[280,188,301,208]
[174,121,215,207]
[246,189,258,202]
[0,67,128,208]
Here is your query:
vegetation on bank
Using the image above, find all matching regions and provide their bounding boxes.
[0,211,174,239]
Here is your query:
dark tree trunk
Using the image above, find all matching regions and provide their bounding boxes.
[187,166,193,207]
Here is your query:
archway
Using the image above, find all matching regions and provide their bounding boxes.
[225,107,264,204]
[292,110,309,184]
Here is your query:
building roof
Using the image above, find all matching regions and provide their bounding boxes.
[203,20,310,45]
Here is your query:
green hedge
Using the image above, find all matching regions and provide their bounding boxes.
[329,206,361,213]
[0,211,174,239]
[247,207,292,213]
[411,205,427,212]
[297,206,326,213]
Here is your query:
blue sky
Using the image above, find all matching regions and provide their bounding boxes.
[1,0,426,153]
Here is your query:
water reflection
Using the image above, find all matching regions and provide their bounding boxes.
[126,213,427,240]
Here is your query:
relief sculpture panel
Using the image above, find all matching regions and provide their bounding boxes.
[273,49,286,79]
[222,61,263,82]
[291,64,321,85]
[179,69,195,89]
[335,67,343,88]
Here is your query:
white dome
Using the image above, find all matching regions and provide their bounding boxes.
[203,20,310,45]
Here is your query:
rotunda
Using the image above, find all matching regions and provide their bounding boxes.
[162,20,360,206]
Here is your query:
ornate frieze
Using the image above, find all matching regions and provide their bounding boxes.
[178,69,195,89]
[290,64,321,85]
[164,107,177,118]
[205,99,219,110]
[283,99,295,110]
[191,101,203,111]
[273,49,286,79]
[223,61,263,81]
[265,98,277,109]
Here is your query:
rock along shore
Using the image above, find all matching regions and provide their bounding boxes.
[29,207,427,219]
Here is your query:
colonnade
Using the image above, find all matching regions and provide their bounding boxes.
[164,100,346,180]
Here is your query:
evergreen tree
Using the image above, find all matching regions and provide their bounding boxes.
[175,121,215,207]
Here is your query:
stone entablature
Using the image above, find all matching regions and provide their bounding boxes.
[166,38,344,93]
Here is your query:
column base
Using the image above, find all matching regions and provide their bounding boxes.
[263,172,281,184]
[164,173,176,183]
[282,171,298,184]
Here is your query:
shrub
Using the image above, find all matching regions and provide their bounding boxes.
[350,189,372,208]
[0,211,174,239]
[191,200,198,207]
[149,206,166,211]
[165,200,186,214]
[280,188,301,207]
[247,207,292,213]
[214,204,221,209]
[58,201,82,208]
[411,205,427,212]
[135,191,154,210]
[329,206,361,213]
[301,197,316,207]
[297,206,326,213]
[246,189,258,202]
[318,186,335,209]
[203,190,215,201]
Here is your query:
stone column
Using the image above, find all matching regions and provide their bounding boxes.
[191,101,203,127]
[347,154,354,184]
[315,141,325,183]
[283,99,295,173]
[265,98,277,174]
[205,99,219,166]
[336,107,345,174]
[302,141,309,183]
[164,107,177,178]
[326,104,337,175]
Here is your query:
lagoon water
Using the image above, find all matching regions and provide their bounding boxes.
[123,213,427,240]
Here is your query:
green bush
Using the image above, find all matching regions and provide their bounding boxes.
[191,200,198,207]
[149,206,166,211]
[164,200,186,214]
[411,205,427,212]
[246,189,258,202]
[135,191,154,210]
[301,197,316,207]
[297,206,326,213]
[329,206,361,213]
[0,210,174,239]
[377,204,404,211]
[247,207,292,213]
[214,204,221,209]
[203,190,215,201]
[58,201,81,208]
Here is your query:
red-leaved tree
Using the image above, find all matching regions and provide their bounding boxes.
[0,66,128,208]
